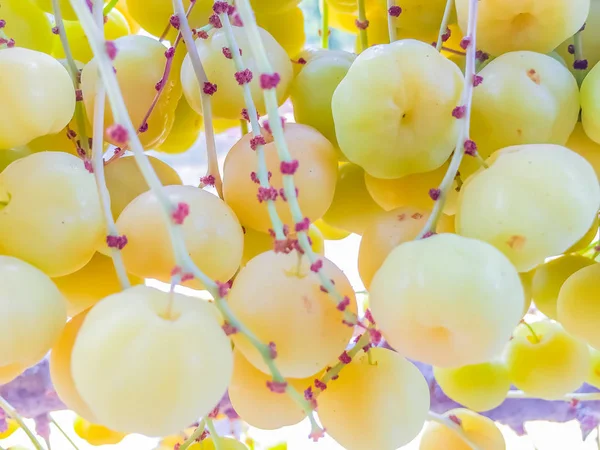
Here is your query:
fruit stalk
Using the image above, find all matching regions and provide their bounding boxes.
[51,0,91,156]
[205,418,223,450]
[573,29,587,85]
[320,0,329,49]
[0,396,43,450]
[172,0,223,198]
[427,411,481,450]
[357,0,368,52]
[178,418,206,450]
[386,0,397,42]
[50,416,80,450]
[418,0,479,238]
[234,0,360,325]
[103,0,119,15]
[70,0,316,434]
[91,0,130,289]
[217,8,286,238]
[435,0,455,52]
[506,391,600,401]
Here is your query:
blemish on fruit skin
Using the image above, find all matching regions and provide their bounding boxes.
[302,296,313,314]
[527,69,541,84]
[411,212,423,220]
[507,235,526,250]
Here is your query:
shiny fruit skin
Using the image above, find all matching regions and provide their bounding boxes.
[50,310,95,421]
[223,124,338,234]
[155,98,204,154]
[566,122,600,181]
[71,286,233,436]
[455,0,590,56]
[0,256,66,368]
[420,408,506,450]
[322,163,385,235]
[228,350,308,429]
[505,320,590,400]
[2,0,54,54]
[358,207,454,290]
[181,27,292,120]
[0,48,75,149]
[456,144,600,272]
[557,263,600,350]
[52,253,143,317]
[125,0,212,38]
[32,0,78,20]
[73,416,126,446]
[470,51,580,159]
[370,233,524,367]
[318,348,430,450]
[332,39,464,179]
[52,9,131,64]
[314,218,352,240]
[434,361,511,412]
[104,155,182,220]
[0,152,104,277]
[532,255,595,320]
[228,251,356,378]
[290,50,355,150]
[256,7,306,57]
[82,35,180,149]
[117,185,243,289]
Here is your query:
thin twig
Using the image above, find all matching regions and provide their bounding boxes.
[427,411,482,450]
[435,0,455,52]
[50,417,80,450]
[0,396,44,450]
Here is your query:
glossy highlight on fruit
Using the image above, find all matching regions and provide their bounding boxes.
[456,144,600,272]
[318,348,430,450]
[228,251,356,378]
[71,286,233,436]
[0,48,76,149]
[370,233,524,367]
[332,39,464,179]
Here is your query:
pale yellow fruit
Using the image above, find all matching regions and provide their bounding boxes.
[0,48,75,149]
[322,163,385,235]
[471,51,580,159]
[557,0,600,77]
[82,35,180,149]
[319,348,430,450]
[456,144,600,272]
[314,218,352,240]
[2,0,54,54]
[520,270,534,317]
[73,416,126,446]
[558,263,600,349]
[358,207,454,290]
[241,225,324,266]
[256,7,306,57]
[181,27,292,120]
[567,122,600,181]
[505,320,590,399]
[532,255,594,320]
[567,214,599,252]
[0,152,104,277]
[32,0,77,20]
[71,286,233,436]
[52,9,130,64]
[117,185,243,289]
[50,310,95,421]
[420,409,506,450]
[370,234,524,367]
[223,124,338,233]
[228,350,308,429]
[155,98,204,154]
[126,0,212,38]
[364,161,459,214]
[581,61,600,145]
[104,155,182,220]
[187,438,248,450]
[229,251,356,378]
[53,253,143,317]
[434,361,511,412]
[0,147,33,172]
[0,256,66,367]
[587,346,600,389]
[455,0,590,56]
[332,39,464,179]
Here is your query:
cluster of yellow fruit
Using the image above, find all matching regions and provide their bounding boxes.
[2,0,600,449]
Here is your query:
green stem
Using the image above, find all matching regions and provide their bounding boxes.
[51,0,90,156]
[357,0,368,52]
[205,418,222,450]
[0,396,44,450]
[507,390,600,401]
[435,0,455,52]
[574,30,587,86]
[103,0,119,15]
[427,412,481,450]
[50,417,80,450]
[386,0,397,43]
[179,419,206,450]
[418,0,479,238]
[173,0,223,198]
[90,0,130,290]
[234,0,360,325]
[320,0,329,49]
[520,320,540,344]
